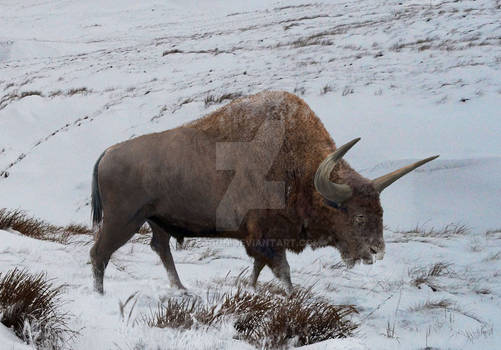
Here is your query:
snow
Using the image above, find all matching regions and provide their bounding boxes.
[0,323,31,350]
[1,0,500,348]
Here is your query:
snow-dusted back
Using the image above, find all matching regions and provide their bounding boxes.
[1,0,500,349]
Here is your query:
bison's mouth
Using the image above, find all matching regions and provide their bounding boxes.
[342,246,385,268]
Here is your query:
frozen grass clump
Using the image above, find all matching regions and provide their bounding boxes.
[409,262,453,292]
[0,268,76,349]
[0,208,94,244]
[0,208,55,240]
[204,92,243,107]
[143,286,358,349]
[400,223,469,238]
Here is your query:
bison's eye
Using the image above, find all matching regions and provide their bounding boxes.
[353,214,366,226]
[324,199,347,212]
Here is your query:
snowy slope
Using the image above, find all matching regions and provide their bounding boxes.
[1,0,501,349]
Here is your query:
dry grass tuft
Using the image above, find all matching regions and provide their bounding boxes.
[128,224,152,244]
[409,297,490,333]
[485,228,501,239]
[409,262,453,292]
[484,251,501,261]
[144,287,357,348]
[63,224,92,235]
[204,92,243,107]
[175,238,204,250]
[0,268,76,349]
[143,298,211,330]
[0,209,56,240]
[291,37,333,48]
[210,269,291,297]
[0,208,187,246]
[293,86,306,96]
[0,208,93,244]
[342,86,354,96]
[48,88,92,98]
[234,288,358,348]
[0,91,43,110]
[66,87,91,96]
[399,223,469,238]
[19,91,43,98]
[320,84,334,95]
[408,298,454,312]
[162,49,183,56]
[138,224,152,235]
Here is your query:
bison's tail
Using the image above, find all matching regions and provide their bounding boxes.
[91,152,106,227]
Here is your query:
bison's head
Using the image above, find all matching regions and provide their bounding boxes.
[312,138,438,267]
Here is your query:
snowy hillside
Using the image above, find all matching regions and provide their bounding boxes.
[1,0,501,349]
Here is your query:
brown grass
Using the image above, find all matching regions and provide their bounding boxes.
[320,84,334,95]
[409,262,453,292]
[342,86,354,96]
[0,208,183,246]
[144,287,358,348]
[63,223,92,235]
[408,298,453,312]
[0,208,93,244]
[138,224,151,235]
[0,268,76,349]
[204,92,243,107]
[162,49,183,56]
[143,298,208,330]
[66,87,91,96]
[409,297,491,338]
[291,37,333,48]
[48,88,92,98]
[175,238,203,250]
[210,269,292,297]
[19,91,43,98]
[0,91,43,110]
[395,223,469,239]
[486,228,501,239]
[0,209,56,240]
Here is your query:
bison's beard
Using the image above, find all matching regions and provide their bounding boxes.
[337,243,385,268]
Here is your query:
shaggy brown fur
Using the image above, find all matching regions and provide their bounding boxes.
[90,91,385,294]
[187,91,383,263]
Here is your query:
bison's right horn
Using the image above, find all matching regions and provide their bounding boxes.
[372,155,439,193]
[314,138,360,204]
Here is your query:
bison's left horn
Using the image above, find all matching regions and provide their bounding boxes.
[314,138,360,204]
[372,155,439,193]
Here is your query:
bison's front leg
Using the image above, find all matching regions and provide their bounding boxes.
[269,249,293,295]
[250,259,265,288]
[246,244,294,294]
[251,255,293,295]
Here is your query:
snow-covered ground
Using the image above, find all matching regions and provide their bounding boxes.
[1,0,500,348]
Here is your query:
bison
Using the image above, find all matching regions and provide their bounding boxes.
[90,91,438,294]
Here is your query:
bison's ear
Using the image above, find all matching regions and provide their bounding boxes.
[372,155,439,192]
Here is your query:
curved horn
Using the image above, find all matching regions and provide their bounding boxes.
[314,138,361,203]
[372,155,439,193]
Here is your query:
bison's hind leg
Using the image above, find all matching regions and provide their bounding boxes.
[90,216,144,294]
[148,220,186,290]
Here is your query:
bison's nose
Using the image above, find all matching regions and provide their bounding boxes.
[362,255,374,265]
[370,245,385,260]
